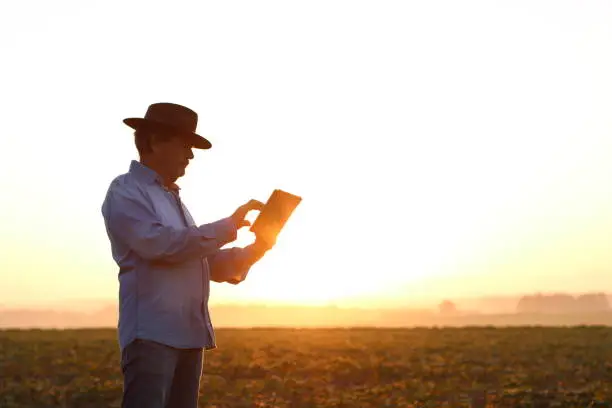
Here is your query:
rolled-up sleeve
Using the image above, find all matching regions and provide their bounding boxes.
[197,217,238,248]
[103,184,237,264]
[208,243,268,283]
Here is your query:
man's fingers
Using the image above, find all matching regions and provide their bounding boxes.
[233,199,265,226]
[245,199,265,211]
[255,234,276,250]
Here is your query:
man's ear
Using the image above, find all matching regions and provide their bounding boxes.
[149,132,164,154]
[149,132,175,154]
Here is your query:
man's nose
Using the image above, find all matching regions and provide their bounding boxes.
[187,148,194,159]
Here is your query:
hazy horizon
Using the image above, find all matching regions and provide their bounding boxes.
[1,1,611,310]
[2,290,610,312]
[4,292,612,330]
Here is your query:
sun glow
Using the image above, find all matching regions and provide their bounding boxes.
[1,0,611,309]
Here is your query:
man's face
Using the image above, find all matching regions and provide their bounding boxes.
[151,134,195,182]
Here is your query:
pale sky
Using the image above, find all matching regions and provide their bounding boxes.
[1,0,611,309]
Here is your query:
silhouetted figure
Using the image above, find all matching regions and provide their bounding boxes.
[101,102,274,408]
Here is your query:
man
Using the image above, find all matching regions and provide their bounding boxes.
[101,102,273,408]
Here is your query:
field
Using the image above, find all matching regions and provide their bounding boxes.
[2,327,612,407]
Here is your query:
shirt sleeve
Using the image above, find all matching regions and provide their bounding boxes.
[103,183,237,264]
[208,243,268,283]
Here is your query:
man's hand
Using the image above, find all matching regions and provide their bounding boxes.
[223,232,276,286]
[231,199,265,229]
[253,233,276,252]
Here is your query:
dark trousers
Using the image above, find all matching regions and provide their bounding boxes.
[121,338,204,408]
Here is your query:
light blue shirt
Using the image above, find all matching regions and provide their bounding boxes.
[101,160,257,351]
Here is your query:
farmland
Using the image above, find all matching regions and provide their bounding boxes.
[1,327,612,407]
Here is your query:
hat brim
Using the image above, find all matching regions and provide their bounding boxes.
[123,118,212,149]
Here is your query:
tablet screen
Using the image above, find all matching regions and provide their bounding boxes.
[250,189,302,242]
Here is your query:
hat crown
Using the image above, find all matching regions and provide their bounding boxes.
[144,103,198,133]
[123,101,212,149]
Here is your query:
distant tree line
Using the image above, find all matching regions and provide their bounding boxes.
[516,292,610,314]
[438,300,458,315]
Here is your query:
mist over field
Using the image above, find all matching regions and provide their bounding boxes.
[3,292,612,329]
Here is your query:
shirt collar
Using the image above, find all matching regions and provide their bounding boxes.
[167,182,181,193]
[129,160,181,192]
[129,160,163,185]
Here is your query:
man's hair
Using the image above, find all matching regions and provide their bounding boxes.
[134,128,175,155]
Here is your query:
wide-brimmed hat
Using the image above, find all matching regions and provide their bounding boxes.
[123,102,212,149]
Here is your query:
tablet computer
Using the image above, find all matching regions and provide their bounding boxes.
[250,189,302,243]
